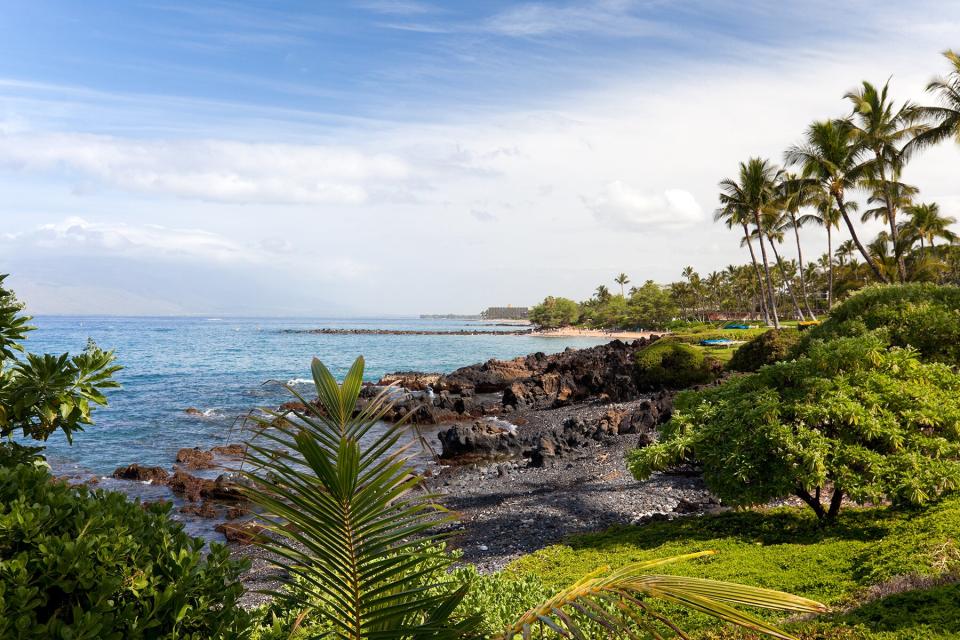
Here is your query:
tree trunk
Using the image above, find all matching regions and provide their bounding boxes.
[827,224,834,309]
[877,161,907,283]
[752,211,781,328]
[768,236,806,321]
[795,487,826,520]
[834,194,890,283]
[791,211,816,317]
[742,222,770,325]
[827,488,844,521]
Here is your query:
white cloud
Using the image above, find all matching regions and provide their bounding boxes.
[3,216,247,262]
[0,134,412,205]
[587,182,704,231]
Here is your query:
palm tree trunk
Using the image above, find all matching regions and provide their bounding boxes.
[791,212,816,317]
[742,222,770,325]
[834,194,890,283]
[768,237,806,321]
[877,162,907,283]
[752,210,781,328]
[827,225,834,309]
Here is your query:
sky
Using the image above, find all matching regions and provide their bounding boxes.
[1,0,959,316]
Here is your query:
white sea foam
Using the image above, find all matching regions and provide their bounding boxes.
[287,378,313,386]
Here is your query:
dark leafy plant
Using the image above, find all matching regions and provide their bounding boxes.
[635,340,717,390]
[0,464,251,639]
[0,274,120,464]
[244,356,824,640]
[728,329,800,372]
[794,283,960,365]
[629,333,960,521]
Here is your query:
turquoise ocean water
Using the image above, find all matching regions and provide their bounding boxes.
[24,316,608,478]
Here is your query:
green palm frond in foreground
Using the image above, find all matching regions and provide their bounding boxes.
[242,355,826,640]
[240,356,480,639]
[502,551,827,640]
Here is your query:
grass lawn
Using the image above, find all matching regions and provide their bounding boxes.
[502,498,960,639]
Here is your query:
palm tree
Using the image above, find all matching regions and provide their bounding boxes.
[718,158,783,327]
[756,215,806,321]
[845,79,924,282]
[798,186,843,308]
[912,50,960,149]
[714,203,770,323]
[903,202,958,249]
[244,356,827,640]
[594,285,611,301]
[785,119,890,283]
[614,273,630,296]
[777,173,816,317]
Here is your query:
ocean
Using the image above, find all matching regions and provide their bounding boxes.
[24,316,609,478]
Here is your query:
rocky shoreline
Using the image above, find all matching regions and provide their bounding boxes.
[100,338,724,606]
[281,328,534,336]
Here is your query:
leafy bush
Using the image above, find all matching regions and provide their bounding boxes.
[795,283,960,365]
[0,274,120,465]
[629,333,960,521]
[634,340,718,389]
[727,328,800,372]
[0,464,251,639]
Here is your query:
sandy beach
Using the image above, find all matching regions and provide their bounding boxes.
[530,327,666,340]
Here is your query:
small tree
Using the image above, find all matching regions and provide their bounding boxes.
[628,333,960,522]
[529,296,581,329]
[627,280,678,329]
[0,274,120,465]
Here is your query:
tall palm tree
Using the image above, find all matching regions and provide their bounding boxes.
[714,203,770,324]
[785,119,890,283]
[903,202,958,248]
[594,285,611,301]
[845,79,924,282]
[777,173,816,317]
[756,215,806,321]
[798,186,843,308]
[614,273,630,296]
[718,158,783,327]
[912,50,960,149]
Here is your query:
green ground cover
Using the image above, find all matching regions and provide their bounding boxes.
[502,499,960,639]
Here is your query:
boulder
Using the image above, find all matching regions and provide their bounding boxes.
[179,501,218,518]
[438,421,522,460]
[377,372,441,391]
[112,464,170,484]
[176,447,216,470]
[211,444,246,457]
[215,522,264,545]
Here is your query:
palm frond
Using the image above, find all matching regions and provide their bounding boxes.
[501,552,826,640]
[240,356,480,640]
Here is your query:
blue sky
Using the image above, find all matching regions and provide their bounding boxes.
[1,1,959,315]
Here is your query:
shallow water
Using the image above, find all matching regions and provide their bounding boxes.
[23,316,608,478]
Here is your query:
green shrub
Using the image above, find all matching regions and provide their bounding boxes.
[727,328,800,372]
[629,333,960,521]
[634,340,717,389]
[796,283,960,365]
[0,464,251,639]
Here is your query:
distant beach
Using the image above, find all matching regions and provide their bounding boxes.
[530,327,666,340]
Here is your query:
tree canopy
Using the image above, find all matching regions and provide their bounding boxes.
[0,274,120,465]
[629,333,960,521]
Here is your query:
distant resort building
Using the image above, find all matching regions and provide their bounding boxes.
[481,306,529,320]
